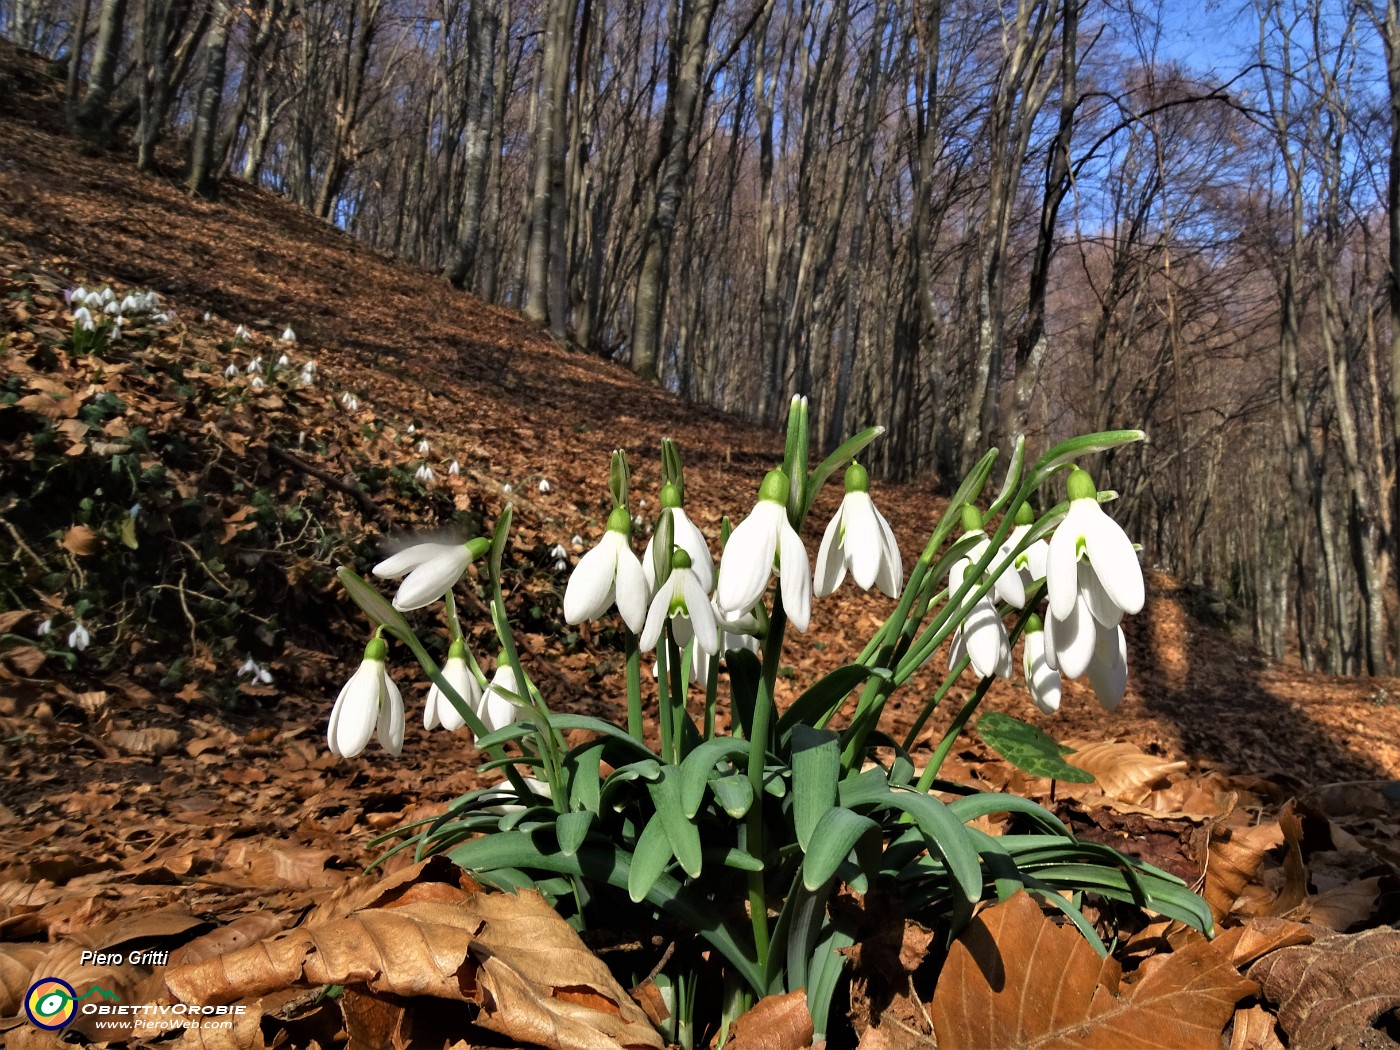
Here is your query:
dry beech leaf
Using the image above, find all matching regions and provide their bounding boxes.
[1228,1005,1285,1050]
[1204,822,1285,921]
[727,990,813,1050]
[1065,740,1189,805]
[1212,917,1314,970]
[61,523,101,556]
[0,943,52,1014]
[109,727,181,756]
[931,891,1256,1050]
[1300,876,1385,932]
[1246,926,1400,1050]
[1266,802,1308,918]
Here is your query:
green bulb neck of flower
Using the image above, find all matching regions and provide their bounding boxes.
[466,537,492,559]
[1067,468,1098,502]
[660,482,682,509]
[961,505,984,533]
[606,506,633,535]
[364,635,388,662]
[843,461,869,493]
[1015,502,1035,526]
[671,548,693,571]
[1025,613,1044,633]
[758,469,790,505]
[448,638,468,661]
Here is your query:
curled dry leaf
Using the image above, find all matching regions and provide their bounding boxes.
[1246,926,1400,1050]
[931,891,1257,1050]
[0,942,52,1014]
[1064,740,1190,805]
[1203,821,1285,922]
[726,990,813,1050]
[61,523,101,556]
[1228,1004,1285,1050]
[109,727,182,756]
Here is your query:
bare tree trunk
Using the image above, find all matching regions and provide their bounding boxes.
[630,0,720,380]
[187,0,232,197]
[76,0,128,137]
[522,0,576,326]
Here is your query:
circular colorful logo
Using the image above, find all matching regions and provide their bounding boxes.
[25,978,77,1030]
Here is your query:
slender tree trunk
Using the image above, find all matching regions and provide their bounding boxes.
[187,0,232,197]
[76,0,128,137]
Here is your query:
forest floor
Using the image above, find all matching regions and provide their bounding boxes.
[2,39,1400,1050]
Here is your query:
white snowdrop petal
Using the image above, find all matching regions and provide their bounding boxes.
[672,509,715,593]
[778,522,812,632]
[613,544,652,634]
[1046,509,1084,621]
[682,571,719,654]
[844,493,882,591]
[717,505,779,616]
[564,540,619,624]
[1085,624,1128,710]
[1051,594,1097,680]
[1084,509,1145,616]
[873,507,903,598]
[813,510,846,598]
[1025,633,1062,714]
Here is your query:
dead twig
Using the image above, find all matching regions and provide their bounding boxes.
[267,443,393,531]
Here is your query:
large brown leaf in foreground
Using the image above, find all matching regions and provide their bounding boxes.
[163,865,662,1050]
[931,892,1256,1049]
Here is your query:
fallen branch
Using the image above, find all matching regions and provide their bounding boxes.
[267,443,393,531]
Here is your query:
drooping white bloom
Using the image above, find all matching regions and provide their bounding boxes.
[345,395,359,411]
[72,305,94,328]
[224,363,238,379]
[571,534,583,547]
[415,464,436,486]
[480,662,531,734]
[327,636,404,756]
[1084,623,1128,710]
[1023,618,1061,714]
[247,356,263,374]
[1003,514,1050,601]
[716,469,811,632]
[538,478,552,493]
[203,311,212,322]
[407,424,416,434]
[100,287,114,303]
[1047,469,1144,629]
[234,324,251,340]
[814,462,902,598]
[640,551,718,655]
[416,439,430,454]
[281,327,297,343]
[373,540,474,611]
[103,300,120,316]
[37,618,53,636]
[1042,598,1128,711]
[237,655,261,678]
[447,460,461,476]
[643,486,714,593]
[250,375,265,391]
[550,543,568,561]
[69,286,85,304]
[68,623,91,651]
[948,555,1011,679]
[564,508,650,633]
[503,482,513,494]
[691,602,761,683]
[276,353,291,369]
[425,641,482,732]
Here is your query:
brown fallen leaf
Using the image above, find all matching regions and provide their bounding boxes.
[727,990,813,1050]
[1203,821,1285,921]
[109,726,181,756]
[0,942,52,1014]
[61,523,101,556]
[931,891,1257,1050]
[1299,876,1385,932]
[1065,740,1189,805]
[1227,1005,1285,1050]
[1246,925,1400,1050]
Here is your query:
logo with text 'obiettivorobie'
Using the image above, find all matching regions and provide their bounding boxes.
[24,978,121,1031]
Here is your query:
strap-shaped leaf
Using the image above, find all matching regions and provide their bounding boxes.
[628,813,674,902]
[726,649,761,739]
[791,725,840,852]
[946,792,1071,836]
[801,808,881,891]
[648,768,703,878]
[1030,428,1145,482]
[598,759,663,809]
[806,922,857,1042]
[545,714,661,760]
[710,774,754,818]
[447,833,763,992]
[776,663,892,736]
[555,810,593,857]
[679,738,747,818]
[565,741,606,814]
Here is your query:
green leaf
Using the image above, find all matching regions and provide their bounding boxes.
[977,712,1095,783]
[801,808,880,891]
[628,814,674,902]
[1031,429,1146,482]
[804,425,885,520]
[648,768,703,878]
[679,738,747,818]
[555,811,593,857]
[776,663,892,736]
[337,566,413,639]
[710,774,754,818]
[791,726,840,852]
[727,648,761,739]
[986,435,1026,517]
[564,741,606,814]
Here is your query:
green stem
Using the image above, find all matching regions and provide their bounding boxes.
[625,631,643,741]
[744,599,787,981]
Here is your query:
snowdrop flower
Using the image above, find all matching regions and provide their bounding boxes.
[1084,624,1128,710]
[416,439,430,454]
[814,462,902,598]
[425,639,482,732]
[643,484,714,593]
[480,661,531,734]
[250,375,265,391]
[415,464,436,485]
[447,460,461,476]
[948,551,1011,680]
[345,395,359,411]
[247,356,263,374]
[299,364,315,386]
[100,287,114,303]
[281,326,296,343]
[341,391,354,406]
[716,469,811,632]
[1002,503,1050,601]
[237,656,260,678]
[276,353,291,369]
[641,550,718,655]
[691,602,762,683]
[503,483,513,494]
[120,295,139,314]
[565,508,650,633]
[538,478,552,494]
[68,623,91,651]
[1023,616,1061,714]
[67,286,84,304]
[407,423,416,435]
[550,543,569,561]
[1047,468,1143,629]
[327,635,404,757]
[950,506,1026,610]
[37,618,53,637]
[373,539,475,611]
[224,363,238,379]
[571,534,583,548]
[1043,608,1127,710]
[72,305,94,328]
[234,324,251,341]
[103,300,120,316]
[203,311,212,323]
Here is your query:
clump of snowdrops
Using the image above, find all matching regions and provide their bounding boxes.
[332,399,1211,1044]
